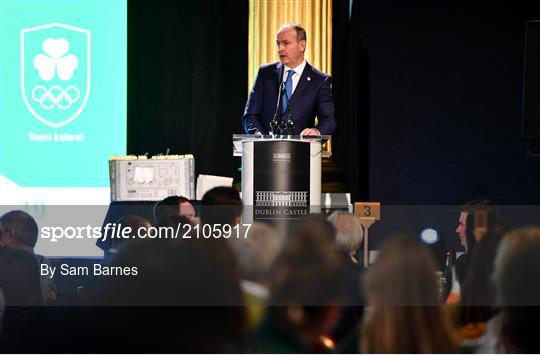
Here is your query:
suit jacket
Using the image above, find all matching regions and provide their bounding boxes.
[242,61,336,135]
[0,246,42,307]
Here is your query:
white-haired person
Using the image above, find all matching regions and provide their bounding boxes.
[328,211,364,265]
[327,211,366,349]
[228,221,284,330]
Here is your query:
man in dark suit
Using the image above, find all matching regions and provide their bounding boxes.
[242,23,336,136]
[0,245,42,307]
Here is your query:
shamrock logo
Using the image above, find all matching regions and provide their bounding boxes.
[33,38,79,81]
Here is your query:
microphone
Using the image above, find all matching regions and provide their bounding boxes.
[270,65,285,134]
[440,247,456,303]
[270,115,279,135]
[283,87,295,135]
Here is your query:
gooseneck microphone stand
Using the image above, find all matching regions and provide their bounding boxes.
[282,92,295,135]
[270,66,285,135]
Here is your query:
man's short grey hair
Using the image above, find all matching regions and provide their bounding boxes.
[228,222,283,283]
[0,210,39,248]
[327,211,364,254]
[278,22,307,42]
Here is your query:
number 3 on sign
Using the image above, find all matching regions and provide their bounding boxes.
[354,202,381,268]
[355,202,380,220]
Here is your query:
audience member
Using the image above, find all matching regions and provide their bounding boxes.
[201,186,243,228]
[153,195,197,223]
[15,215,201,353]
[252,217,345,353]
[450,229,504,344]
[0,288,9,351]
[230,222,283,284]
[328,211,363,264]
[0,244,42,350]
[93,215,246,352]
[455,199,503,286]
[0,210,53,304]
[327,211,365,349]
[361,236,458,353]
[0,246,43,306]
[102,214,152,266]
[228,222,283,330]
[0,244,42,307]
[492,227,540,353]
[0,288,4,332]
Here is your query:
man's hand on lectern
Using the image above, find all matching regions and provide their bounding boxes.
[300,128,320,136]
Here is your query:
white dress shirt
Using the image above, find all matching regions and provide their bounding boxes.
[281,59,320,134]
[282,59,307,95]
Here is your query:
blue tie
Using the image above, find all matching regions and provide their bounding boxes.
[282,69,294,113]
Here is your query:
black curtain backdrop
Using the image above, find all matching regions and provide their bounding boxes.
[127,0,247,180]
[332,0,369,201]
[352,0,540,204]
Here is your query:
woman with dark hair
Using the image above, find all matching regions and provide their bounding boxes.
[451,230,504,344]
[252,217,345,353]
[361,236,458,353]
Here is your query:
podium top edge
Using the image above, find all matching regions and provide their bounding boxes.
[233,134,331,141]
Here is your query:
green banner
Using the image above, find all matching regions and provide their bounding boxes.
[0,0,127,193]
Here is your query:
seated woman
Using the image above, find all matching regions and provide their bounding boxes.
[252,217,346,353]
[361,236,458,353]
[448,230,504,347]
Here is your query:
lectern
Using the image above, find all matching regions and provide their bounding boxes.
[233,134,330,224]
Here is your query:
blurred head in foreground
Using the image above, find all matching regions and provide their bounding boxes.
[94,217,245,352]
[263,217,344,351]
[153,195,196,223]
[327,211,363,264]
[362,236,458,353]
[493,227,540,353]
[228,221,283,285]
[201,186,243,227]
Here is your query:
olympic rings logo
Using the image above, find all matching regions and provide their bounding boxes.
[31,85,80,110]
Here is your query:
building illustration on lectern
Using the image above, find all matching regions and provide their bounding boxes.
[256,191,308,207]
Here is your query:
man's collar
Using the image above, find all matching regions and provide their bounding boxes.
[284,59,307,74]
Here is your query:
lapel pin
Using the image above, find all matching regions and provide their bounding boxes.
[307,76,311,81]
